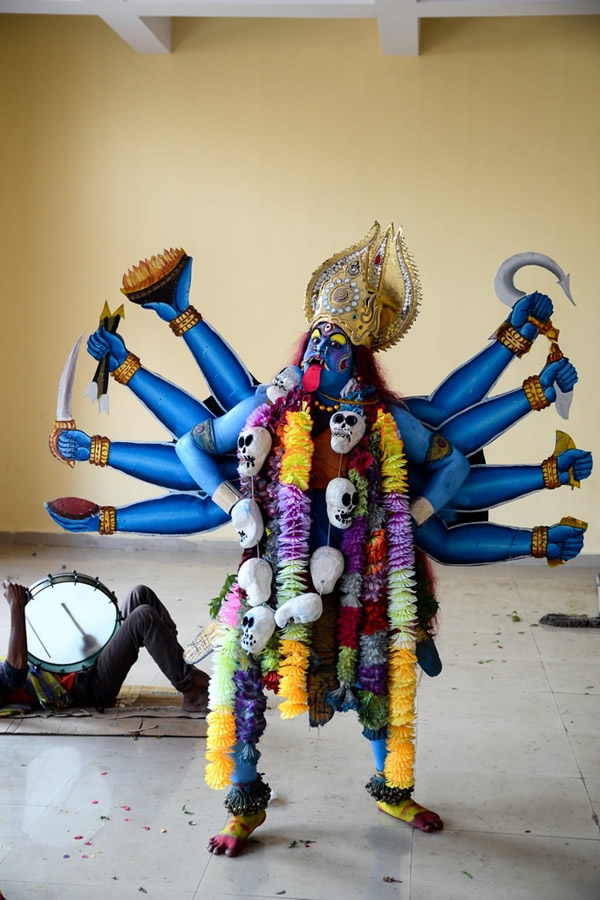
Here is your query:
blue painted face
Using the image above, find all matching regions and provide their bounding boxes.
[301,323,353,396]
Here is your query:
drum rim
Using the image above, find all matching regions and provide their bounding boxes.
[25,570,120,673]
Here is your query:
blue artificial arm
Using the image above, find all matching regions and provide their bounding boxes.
[406,292,553,427]
[414,516,586,565]
[45,492,230,536]
[389,405,470,524]
[439,357,578,457]
[140,257,256,411]
[88,327,212,438]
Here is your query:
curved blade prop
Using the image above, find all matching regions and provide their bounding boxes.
[494,252,575,419]
[49,334,84,466]
[494,252,574,309]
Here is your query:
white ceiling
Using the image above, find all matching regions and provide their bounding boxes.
[1,0,599,56]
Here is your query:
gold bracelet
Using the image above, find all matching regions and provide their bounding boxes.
[89,435,111,467]
[99,506,117,535]
[169,306,202,337]
[531,525,548,558]
[523,375,550,411]
[496,322,532,357]
[111,353,141,385]
[541,455,561,489]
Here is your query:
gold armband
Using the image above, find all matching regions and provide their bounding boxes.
[531,525,548,558]
[523,375,550,411]
[111,353,141,385]
[496,322,532,357]
[169,305,202,337]
[541,455,561,489]
[99,506,117,535]
[89,435,111,467]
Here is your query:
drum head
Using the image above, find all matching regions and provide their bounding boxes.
[25,572,120,673]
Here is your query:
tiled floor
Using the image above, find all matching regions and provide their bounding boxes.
[1,541,599,899]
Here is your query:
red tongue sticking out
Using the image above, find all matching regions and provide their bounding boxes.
[303,363,323,393]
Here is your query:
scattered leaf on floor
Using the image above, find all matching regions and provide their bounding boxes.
[462,871,473,878]
[382,875,402,883]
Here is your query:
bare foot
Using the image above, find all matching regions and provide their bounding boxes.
[181,668,209,712]
[377,798,443,833]
[207,810,266,857]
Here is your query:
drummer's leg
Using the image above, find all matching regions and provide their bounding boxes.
[119,584,178,635]
[92,606,199,707]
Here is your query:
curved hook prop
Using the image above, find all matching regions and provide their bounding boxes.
[49,334,84,466]
[494,251,575,309]
[494,253,575,420]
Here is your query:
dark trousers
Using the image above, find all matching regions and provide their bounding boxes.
[71,585,195,708]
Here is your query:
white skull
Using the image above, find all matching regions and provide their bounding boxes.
[310,546,345,595]
[237,426,272,477]
[266,366,301,403]
[238,557,273,607]
[231,498,264,549]
[330,410,366,454]
[274,592,323,628]
[241,604,276,654]
[325,477,358,529]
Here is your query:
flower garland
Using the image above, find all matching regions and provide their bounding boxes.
[204,392,419,796]
[376,410,418,791]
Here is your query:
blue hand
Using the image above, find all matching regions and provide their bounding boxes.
[57,430,92,462]
[509,291,553,330]
[557,449,593,484]
[142,257,193,322]
[539,357,578,403]
[87,327,128,371]
[546,524,585,561]
[44,503,100,533]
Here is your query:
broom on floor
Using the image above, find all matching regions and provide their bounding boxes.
[539,573,600,627]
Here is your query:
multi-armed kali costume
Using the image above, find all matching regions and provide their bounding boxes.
[47,224,592,853]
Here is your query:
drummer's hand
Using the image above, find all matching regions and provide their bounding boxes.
[3,580,27,611]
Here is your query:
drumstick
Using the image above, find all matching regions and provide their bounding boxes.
[61,602,97,652]
[25,615,53,658]
[60,602,86,635]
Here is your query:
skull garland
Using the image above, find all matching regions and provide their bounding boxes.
[238,557,273,607]
[237,426,273,477]
[240,604,276,654]
[329,410,366,454]
[309,546,345,594]
[231,498,264,548]
[325,477,358,529]
[266,366,301,403]
[274,592,323,628]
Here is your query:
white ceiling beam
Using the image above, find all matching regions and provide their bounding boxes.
[417,0,600,16]
[375,0,419,55]
[99,8,172,52]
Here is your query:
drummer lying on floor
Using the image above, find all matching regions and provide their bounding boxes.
[0,580,208,714]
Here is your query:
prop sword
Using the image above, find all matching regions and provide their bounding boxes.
[494,252,575,419]
[84,302,124,414]
[48,334,84,467]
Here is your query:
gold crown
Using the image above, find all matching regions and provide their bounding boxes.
[121,248,187,297]
[304,222,421,352]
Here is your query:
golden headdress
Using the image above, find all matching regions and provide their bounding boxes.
[304,222,421,352]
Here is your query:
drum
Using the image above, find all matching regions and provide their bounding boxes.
[25,571,121,673]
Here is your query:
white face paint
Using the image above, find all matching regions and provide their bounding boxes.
[329,410,366,454]
[237,426,272,477]
[240,604,276,654]
[325,477,358,529]
[266,366,301,403]
[238,558,273,607]
[309,546,345,595]
[274,592,323,628]
[230,498,264,549]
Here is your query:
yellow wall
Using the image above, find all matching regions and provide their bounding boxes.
[0,14,598,551]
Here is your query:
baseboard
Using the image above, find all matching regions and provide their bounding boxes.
[1,531,598,571]
[0,530,241,562]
